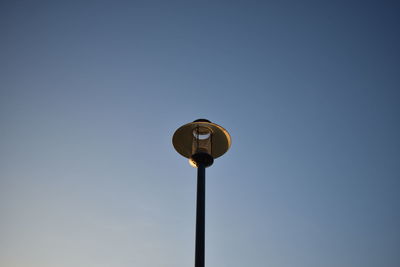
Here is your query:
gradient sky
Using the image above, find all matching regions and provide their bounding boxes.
[1,1,399,267]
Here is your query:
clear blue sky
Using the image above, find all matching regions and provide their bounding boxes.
[1,1,399,266]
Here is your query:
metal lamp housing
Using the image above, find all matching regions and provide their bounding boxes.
[172,119,231,168]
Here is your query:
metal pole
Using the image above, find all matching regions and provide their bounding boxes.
[195,163,205,267]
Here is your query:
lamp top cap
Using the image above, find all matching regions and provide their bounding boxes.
[193,118,211,123]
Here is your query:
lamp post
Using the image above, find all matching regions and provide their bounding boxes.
[172,119,231,267]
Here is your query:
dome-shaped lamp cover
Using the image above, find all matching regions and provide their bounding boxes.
[172,119,231,159]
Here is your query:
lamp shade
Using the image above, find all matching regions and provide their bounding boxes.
[172,119,231,159]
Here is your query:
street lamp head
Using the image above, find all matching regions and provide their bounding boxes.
[172,119,231,168]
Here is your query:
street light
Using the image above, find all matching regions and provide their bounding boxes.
[172,119,231,267]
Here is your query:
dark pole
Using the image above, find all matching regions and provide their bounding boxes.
[195,163,206,267]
